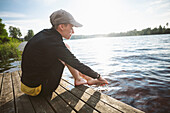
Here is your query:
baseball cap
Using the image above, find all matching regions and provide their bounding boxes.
[50,9,83,27]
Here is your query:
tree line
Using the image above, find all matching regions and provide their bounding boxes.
[0,18,34,44]
[107,23,170,37]
[71,23,170,39]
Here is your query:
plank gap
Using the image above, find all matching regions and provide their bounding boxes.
[17,70,21,78]
[0,73,4,95]
[11,72,17,113]
[27,96,37,113]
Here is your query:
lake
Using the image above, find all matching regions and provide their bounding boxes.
[1,34,170,113]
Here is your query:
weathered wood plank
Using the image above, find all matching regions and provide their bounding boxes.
[0,72,15,113]
[60,79,121,113]
[46,92,76,113]
[29,96,55,113]
[62,79,144,113]
[55,85,99,113]
[12,71,35,113]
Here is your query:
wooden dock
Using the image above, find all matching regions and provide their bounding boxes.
[0,71,144,113]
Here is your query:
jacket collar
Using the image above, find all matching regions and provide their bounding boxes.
[51,27,63,41]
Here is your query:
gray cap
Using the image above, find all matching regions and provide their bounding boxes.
[50,9,83,27]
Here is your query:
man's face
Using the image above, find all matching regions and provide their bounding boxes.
[62,24,74,40]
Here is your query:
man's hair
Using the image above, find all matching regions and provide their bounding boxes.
[53,24,68,29]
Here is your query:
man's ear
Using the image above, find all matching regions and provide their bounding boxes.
[58,24,64,31]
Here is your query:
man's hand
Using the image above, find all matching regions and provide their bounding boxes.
[97,76,108,86]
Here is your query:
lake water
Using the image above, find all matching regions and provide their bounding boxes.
[1,34,170,113]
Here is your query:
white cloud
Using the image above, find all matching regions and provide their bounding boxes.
[160,11,170,17]
[146,0,170,25]
[4,19,51,37]
[149,0,170,12]
[0,12,26,18]
[33,0,59,5]
[150,0,163,5]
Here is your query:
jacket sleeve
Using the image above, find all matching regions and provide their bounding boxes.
[51,41,99,79]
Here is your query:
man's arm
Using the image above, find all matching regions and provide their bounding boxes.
[53,42,99,79]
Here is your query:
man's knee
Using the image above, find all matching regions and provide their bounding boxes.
[59,59,66,65]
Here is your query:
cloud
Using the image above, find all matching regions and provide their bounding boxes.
[33,0,59,5]
[149,0,170,10]
[4,19,51,37]
[0,11,26,18]
[146,0,170,18]
[150,0,163,5]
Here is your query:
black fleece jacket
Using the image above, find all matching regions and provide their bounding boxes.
[21,28,99,86]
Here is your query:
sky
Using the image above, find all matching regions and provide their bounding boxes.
[0,0,170,37]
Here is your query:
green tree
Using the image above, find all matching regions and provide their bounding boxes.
[166,22,169,28]
[9,26,22,39]
[24,30,34,41]
[0,18,8,36]
[146,28,151,35]
[158,25,163,34]
[162,26,166,33]
[152,27,158,34]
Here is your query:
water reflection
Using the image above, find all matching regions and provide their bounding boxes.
[0,58,21,73]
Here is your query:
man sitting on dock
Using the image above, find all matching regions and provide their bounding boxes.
[21,9,108,97]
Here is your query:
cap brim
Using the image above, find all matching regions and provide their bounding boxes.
[71,21,83,27]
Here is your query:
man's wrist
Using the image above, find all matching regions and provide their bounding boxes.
[96,74,101,79]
